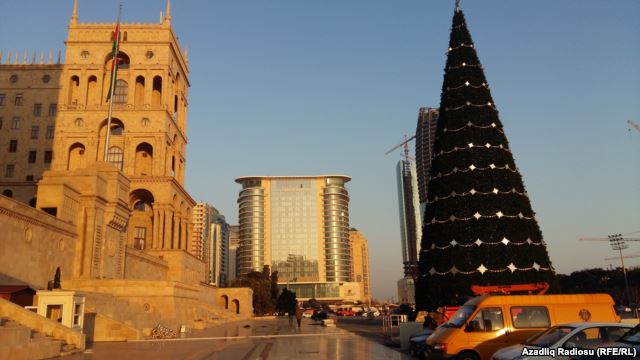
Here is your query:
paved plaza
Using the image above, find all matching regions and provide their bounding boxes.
[68,317,410,360]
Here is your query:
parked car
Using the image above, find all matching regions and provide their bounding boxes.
[336,309,356,316]
[491,322,633,360]
[571,323,640,359]
[351,306,364,314]
[364,310,380,317]
[311,310,328,321]
[409,329,436,359]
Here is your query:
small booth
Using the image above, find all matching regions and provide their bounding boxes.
[35,290,85,331]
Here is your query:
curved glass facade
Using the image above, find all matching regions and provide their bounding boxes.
[235,175,352,284]
[323,177,351,282]
[237,184,265,275]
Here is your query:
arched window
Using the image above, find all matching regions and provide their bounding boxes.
[68,143,86,171]
[174,73,181,116]
[113,80,128,104]
[129,189,155,250]
[105,51,130,70]
[110,123,123,135]
[86,76,98,105]
[2,189,13,198]
[106,146,124,170]
[152,76,162,106]
[135,76,145,106]
[133,201,148,211]
[135,142,153,176]
[100,118,125,137]
[68,75,80,105]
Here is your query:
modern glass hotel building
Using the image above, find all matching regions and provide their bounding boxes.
[235,175,362,302]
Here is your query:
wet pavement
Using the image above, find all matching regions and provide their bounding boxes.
[69,317,412,359]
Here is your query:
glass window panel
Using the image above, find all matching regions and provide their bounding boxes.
[510,306,550,328]
[270,179,319,282]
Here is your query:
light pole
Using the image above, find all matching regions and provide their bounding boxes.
[609,234,633,308]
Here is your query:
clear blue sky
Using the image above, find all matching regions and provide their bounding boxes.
[2,1,639,301]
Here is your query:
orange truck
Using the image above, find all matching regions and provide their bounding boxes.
[424,293,619,360]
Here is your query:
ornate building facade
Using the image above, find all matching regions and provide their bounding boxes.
[49,0,193,254]
[0,1,252,343]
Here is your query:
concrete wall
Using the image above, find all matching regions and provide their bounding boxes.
[148,249,206,285]
[215,287,253,317]
[63,279,249,328]
[124,247,169,281]
[0,195,77,289]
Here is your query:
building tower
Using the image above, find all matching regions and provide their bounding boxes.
[396,160,421,277]
[46,0,194,253]
[415,107,439,213]
[0,53,62,205]
[227,225,240,284]
[192,203,212,261]
[210,208,229,286]
[350,228,371,305]
[416,5,555,309]
[236,176,360,302]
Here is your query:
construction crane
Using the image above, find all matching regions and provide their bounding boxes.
[385,134,416,162]
[628,120,640,134]
[579,236,640,242]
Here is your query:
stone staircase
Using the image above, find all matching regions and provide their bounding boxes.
[0,317,80,360]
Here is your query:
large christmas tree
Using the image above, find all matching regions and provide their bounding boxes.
[415,6,555,309]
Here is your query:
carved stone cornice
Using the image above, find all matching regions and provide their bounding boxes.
[107,213,129,232]
[0,206,77,237]
[129,177,195,205]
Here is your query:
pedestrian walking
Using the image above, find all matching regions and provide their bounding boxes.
[288,308,294,327]
[295,306,304,328]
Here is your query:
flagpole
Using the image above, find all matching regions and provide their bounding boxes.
[104,4,122,162]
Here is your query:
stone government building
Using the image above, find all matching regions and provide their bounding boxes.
[0,0,251,342]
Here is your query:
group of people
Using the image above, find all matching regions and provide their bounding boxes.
[422,307,449,329]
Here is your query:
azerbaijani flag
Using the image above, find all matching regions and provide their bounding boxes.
[106,16,121,102]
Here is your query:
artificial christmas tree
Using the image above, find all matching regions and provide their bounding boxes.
[415,5,555,309]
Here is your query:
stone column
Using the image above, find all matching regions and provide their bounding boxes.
[156,207,165,249]
[152,207,161,249]
[172,214,180,249]
[180,218,188,251]
[163,208,172,249]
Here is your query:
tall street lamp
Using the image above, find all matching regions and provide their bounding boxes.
[609,234,633,308]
